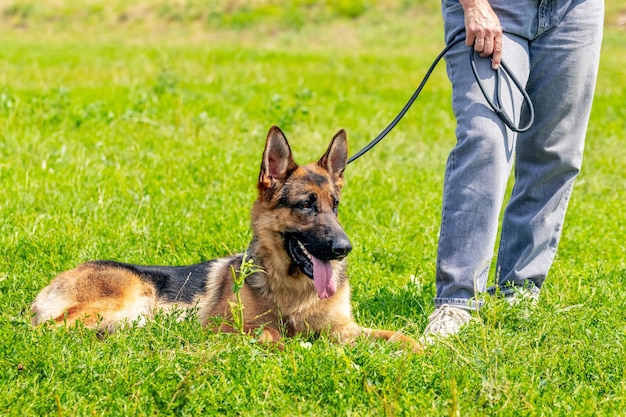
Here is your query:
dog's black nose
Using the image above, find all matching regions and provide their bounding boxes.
[332,236,352,258]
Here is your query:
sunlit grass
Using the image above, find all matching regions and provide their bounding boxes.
[1,1,625,415]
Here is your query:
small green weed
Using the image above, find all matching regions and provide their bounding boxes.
[229,253,264,335]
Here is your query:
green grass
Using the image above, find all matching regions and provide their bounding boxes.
[1,1,625,415]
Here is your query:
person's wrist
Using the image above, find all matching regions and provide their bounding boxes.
[459,0,490,11]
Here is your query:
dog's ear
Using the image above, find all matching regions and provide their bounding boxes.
[259,126,297,190]
[317,129,348,188]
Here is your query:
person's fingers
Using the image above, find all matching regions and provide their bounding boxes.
[474,36,485,54]
[491,34,502,69]
[481,36,494,57]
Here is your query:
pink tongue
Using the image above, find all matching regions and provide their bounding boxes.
[311,256,336,299]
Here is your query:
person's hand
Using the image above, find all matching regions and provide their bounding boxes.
[460,0,502,69]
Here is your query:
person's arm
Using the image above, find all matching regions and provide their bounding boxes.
[459,0,502,69]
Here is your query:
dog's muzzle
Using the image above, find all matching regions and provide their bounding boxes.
[285,234,351,299]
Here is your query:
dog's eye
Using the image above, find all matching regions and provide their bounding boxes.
[297,194,317,212]
[299,199,314,211]
[333,199,339,214]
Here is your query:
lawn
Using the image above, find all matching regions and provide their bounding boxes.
[1,1,625,415]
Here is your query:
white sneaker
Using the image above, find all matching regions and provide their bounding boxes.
[422,304,475,344]
[503,287,539,307]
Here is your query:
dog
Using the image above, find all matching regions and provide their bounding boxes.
[31,126,421,353]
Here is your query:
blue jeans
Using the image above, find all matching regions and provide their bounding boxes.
[435,0,604,309]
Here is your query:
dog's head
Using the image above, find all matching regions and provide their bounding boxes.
[252,126,351,299]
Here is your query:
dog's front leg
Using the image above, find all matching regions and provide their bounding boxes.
[360,327,423,354]
[216,323,284,350]
[253,326,285,350]
[328,315,423,353]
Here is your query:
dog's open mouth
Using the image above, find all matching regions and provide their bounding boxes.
[286,235,336,299]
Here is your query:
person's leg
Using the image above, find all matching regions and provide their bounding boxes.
[435,34,530,310]
[495,0,604,295]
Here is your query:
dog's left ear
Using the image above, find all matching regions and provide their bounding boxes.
[318,129,348,188]
[259,126,298,191]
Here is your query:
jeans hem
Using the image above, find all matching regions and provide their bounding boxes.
[434,297,484,311]
[487,283,540,298]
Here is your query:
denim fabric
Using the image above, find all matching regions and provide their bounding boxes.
[435,0,604,309]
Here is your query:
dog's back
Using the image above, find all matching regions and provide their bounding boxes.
[31,258,229,330]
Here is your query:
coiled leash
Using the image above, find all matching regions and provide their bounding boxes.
[346,36,534,165]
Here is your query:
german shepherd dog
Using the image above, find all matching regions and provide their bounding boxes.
[31,127,421,352]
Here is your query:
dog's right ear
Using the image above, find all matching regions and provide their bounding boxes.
[259,126,297,191]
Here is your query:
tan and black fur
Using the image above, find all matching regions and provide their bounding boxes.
[31,126,421,353]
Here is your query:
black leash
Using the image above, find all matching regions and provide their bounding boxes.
[346,36,534,165]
